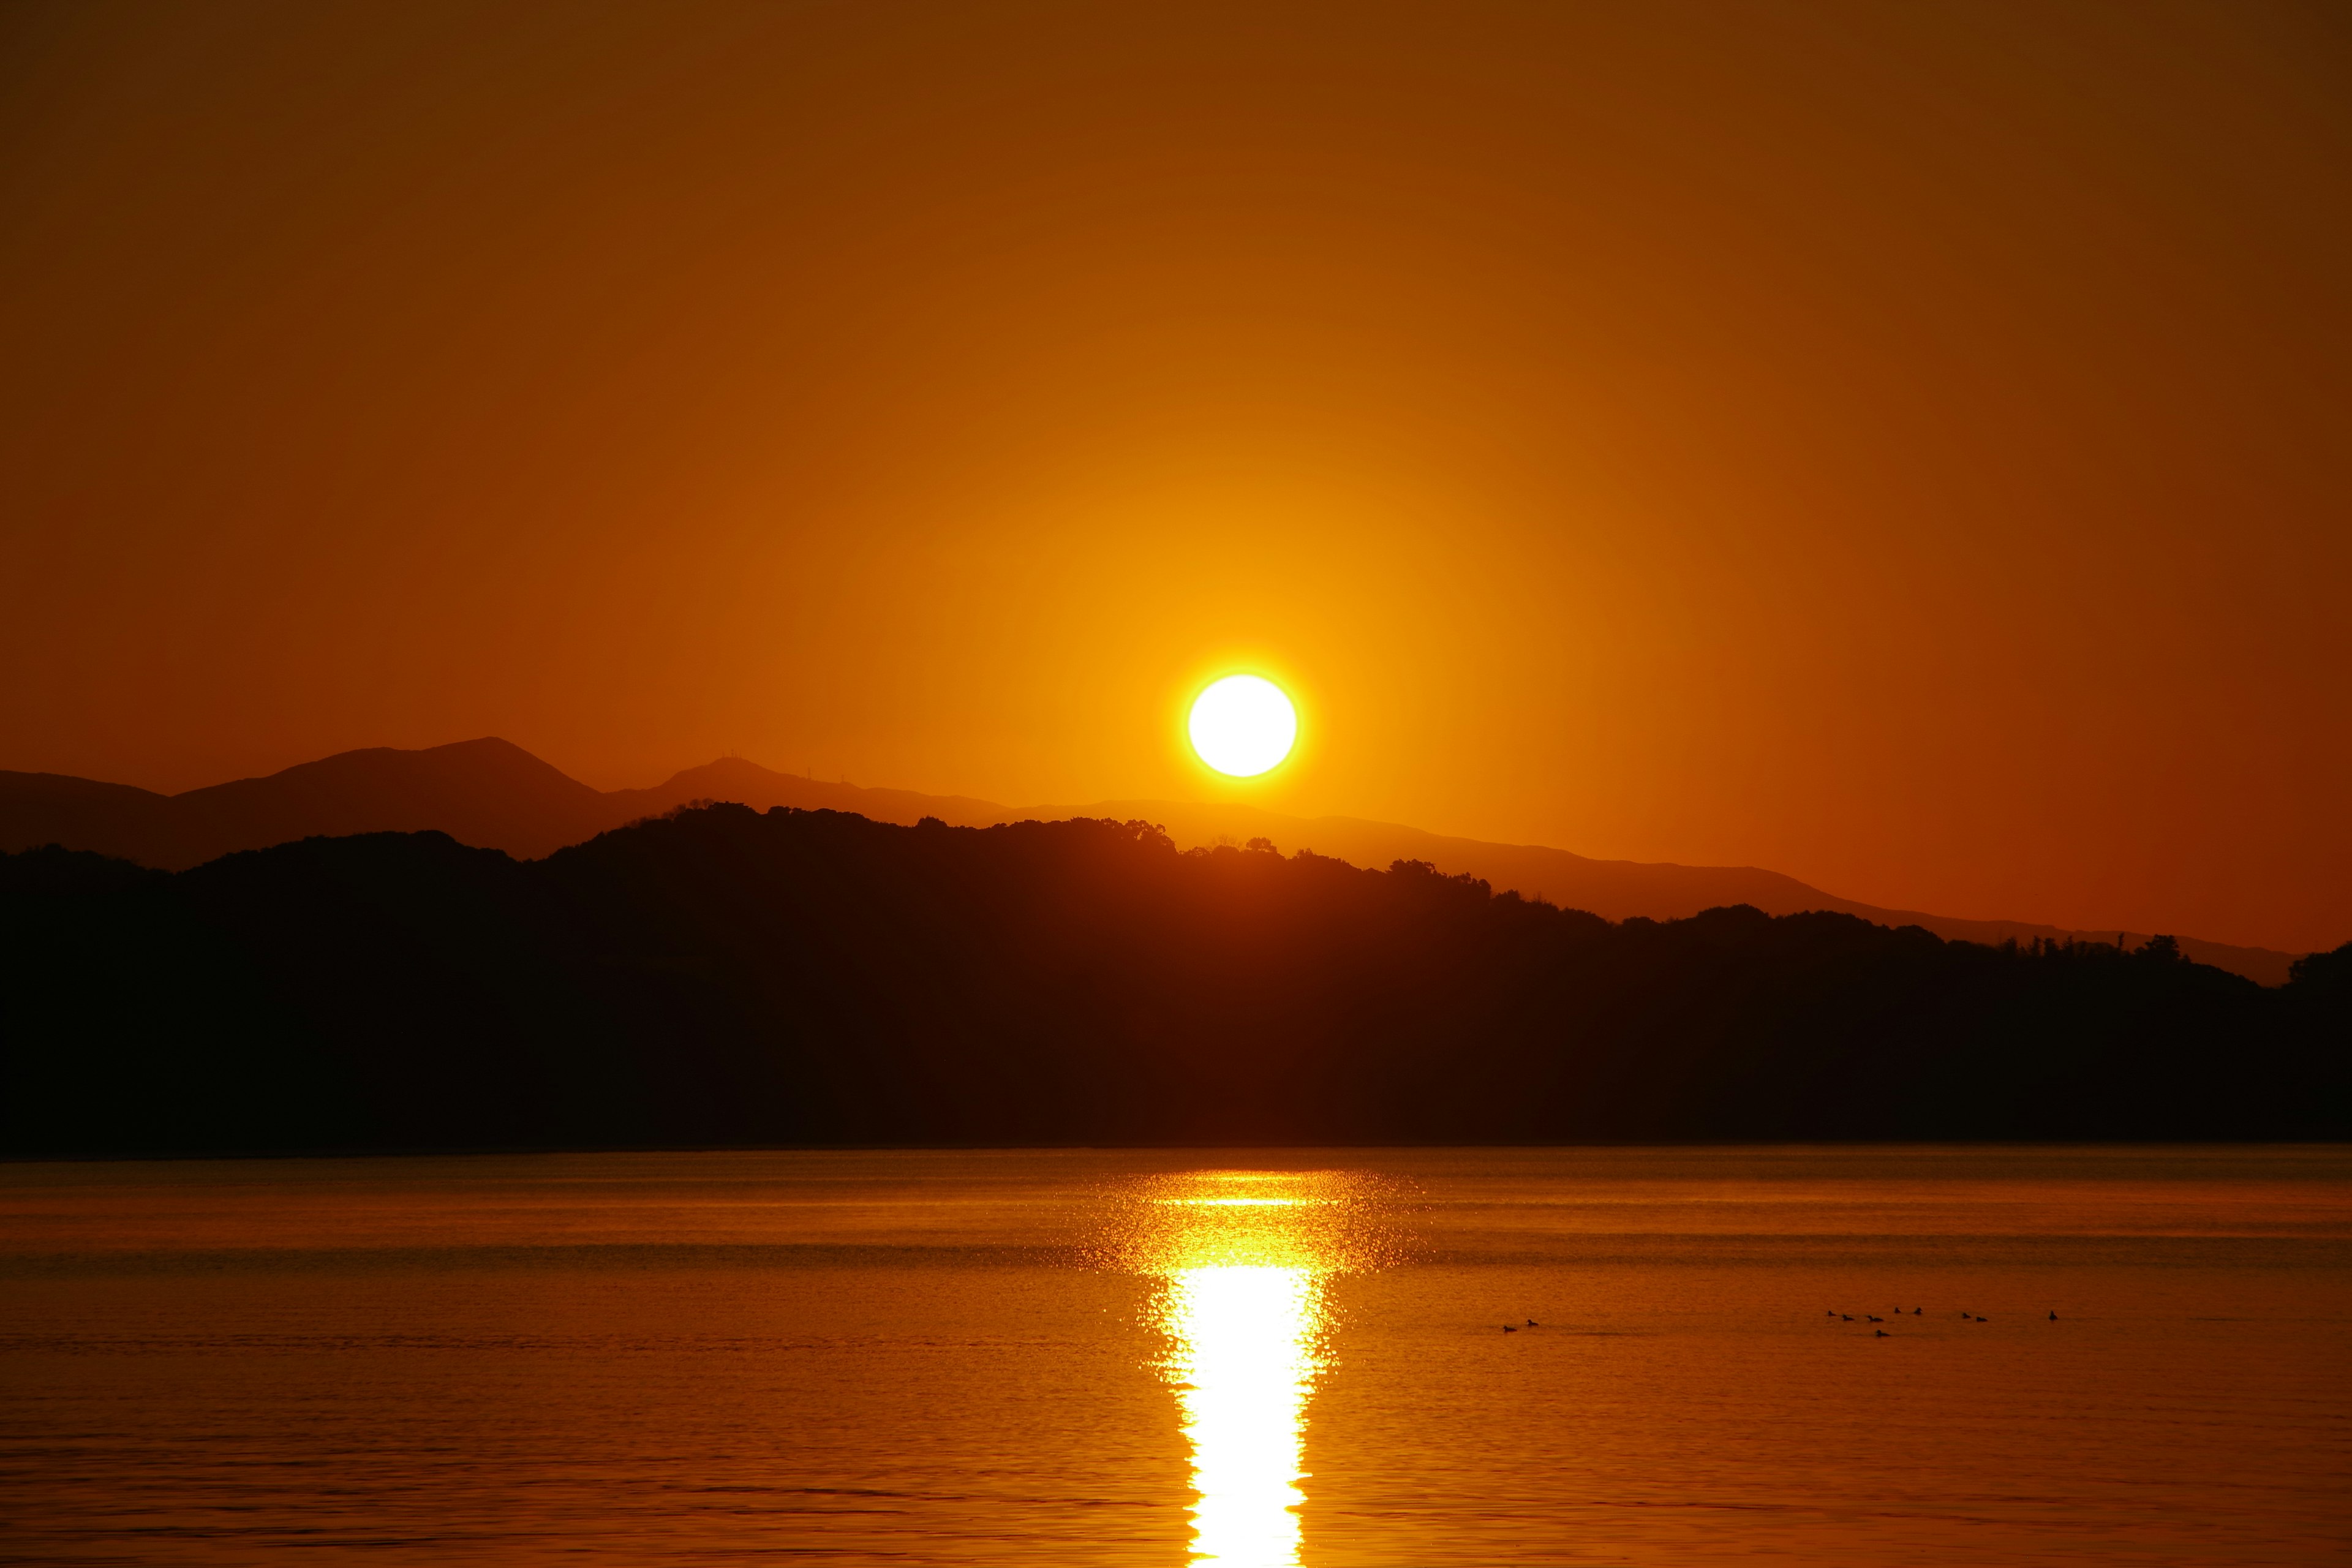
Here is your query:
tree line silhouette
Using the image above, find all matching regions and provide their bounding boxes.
[2,804,2344,1155]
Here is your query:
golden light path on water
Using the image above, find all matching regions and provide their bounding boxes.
[1166,1259,1321,1566]
[1123,1172,1393,1568]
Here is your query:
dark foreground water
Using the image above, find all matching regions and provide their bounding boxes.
[1,1148,2345,1565]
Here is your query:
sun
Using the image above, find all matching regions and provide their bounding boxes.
[1189,675,1297,778]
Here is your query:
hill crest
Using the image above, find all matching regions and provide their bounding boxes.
[0,739,2302,984]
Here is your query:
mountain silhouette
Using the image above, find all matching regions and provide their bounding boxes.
[603,756,1013,833]
[993,801,2301,984]
[0,739,614,867]
[0,739,2305,982]
[4,807,2343,1157]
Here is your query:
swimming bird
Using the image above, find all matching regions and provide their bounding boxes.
[1841,1314,1853,1321]
[1867,1315,1883,1322]
[1913,1307,1922,1315]
[1526,1319,1539,1327]
[1502,1325,1517,1333]
[1875,1329,1891,1337]
[2048,1310,2057,1321]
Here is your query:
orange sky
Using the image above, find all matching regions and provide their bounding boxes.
[3,2,2348,952]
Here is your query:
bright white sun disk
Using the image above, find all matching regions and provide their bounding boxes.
[1189,676,1297,778]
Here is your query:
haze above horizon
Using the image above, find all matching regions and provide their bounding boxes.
[3,2,2347,954]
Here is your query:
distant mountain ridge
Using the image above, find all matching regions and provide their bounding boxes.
[0,738,2302,984]
[0,741,616,867]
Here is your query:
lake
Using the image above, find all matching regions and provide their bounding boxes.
[1,1147,2346,1564]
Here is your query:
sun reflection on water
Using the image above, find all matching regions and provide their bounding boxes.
[1118,1172,1394,1568]
[1166,1262,1321,1566]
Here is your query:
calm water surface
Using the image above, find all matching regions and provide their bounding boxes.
[1,1147,2346,1564]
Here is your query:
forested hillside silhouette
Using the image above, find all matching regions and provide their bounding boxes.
[1,737,2305,983]
[3,805,2344,1156]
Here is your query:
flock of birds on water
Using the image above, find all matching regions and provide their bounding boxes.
[1820,1306,2062,1338]
[1502,1308,2064,1335]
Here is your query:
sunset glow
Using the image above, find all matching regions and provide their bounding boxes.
[3,7,2346,952]
[1,9,2346,1567]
